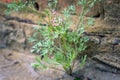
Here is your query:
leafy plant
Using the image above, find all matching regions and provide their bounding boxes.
[29,0,97,75]
[5,0,97,76]
[48,0,58,10]
[5,0,37,14]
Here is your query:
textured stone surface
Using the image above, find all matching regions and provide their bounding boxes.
[0,49,75,80]
[0,13,37,51]
[80,60,120,80]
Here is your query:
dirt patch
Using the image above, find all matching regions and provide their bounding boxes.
[0,49,39,80]
[0,49,75,80]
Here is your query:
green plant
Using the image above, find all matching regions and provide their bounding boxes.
[29,0,97,75]
[48,0,58,10]
[74,77,81,80]
[5,0,97,76]
[5,0,37,14]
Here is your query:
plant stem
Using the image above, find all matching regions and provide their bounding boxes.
[49,66,66,72]
[76,5,85,33]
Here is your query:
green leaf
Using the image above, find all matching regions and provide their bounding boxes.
[31,63,41,69]
[41,49,48,55]
[35,56,41,63]
[80,55,87,68]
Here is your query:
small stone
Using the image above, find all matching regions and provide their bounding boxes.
[89,36,101,44]
[0,44,7,49]
[112,38,120,45]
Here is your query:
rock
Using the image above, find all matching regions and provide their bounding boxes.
[89,36,101,44]
[86,0,120,20]
[100,37,109,44]
[86,1,101,18]
[0,15,35,50]
[93,53,120,69]
[0,44,7,49]
[114,45,120,53]
[111,38,120,45]
[80,60,120,80]
[55,74,74,80]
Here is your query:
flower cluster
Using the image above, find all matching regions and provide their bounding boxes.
[51,10,63,26]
